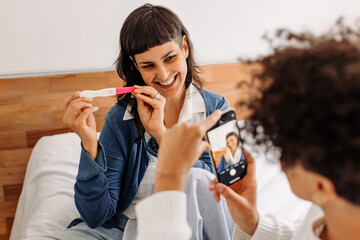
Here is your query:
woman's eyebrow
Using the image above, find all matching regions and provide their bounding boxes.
[139,50,175,65]
[161,50,175,59]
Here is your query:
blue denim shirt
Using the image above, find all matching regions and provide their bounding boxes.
[68,87,229,229]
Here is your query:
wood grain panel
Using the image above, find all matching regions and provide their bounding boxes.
[0,96,23,113]
[0,202,17,235]
[0,165,27,186]
[26,128,72,148]
[0,132,27,150]
[0,219,7,236]
[50,73,108,92]
[3,184,22,202]
[0,77,50,97]
[0,148,32,168]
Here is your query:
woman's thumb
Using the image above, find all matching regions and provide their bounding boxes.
[215,183,236,200]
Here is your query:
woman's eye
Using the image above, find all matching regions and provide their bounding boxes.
[142,64,153,69]
[165,55,176,61]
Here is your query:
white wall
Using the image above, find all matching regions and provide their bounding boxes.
[0,0,359,78]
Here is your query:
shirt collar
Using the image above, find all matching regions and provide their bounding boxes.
[178,84,205,123]
[123,84,205,121]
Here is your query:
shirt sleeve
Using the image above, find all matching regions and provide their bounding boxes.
[232,212,300,240]
[74,115,126,228]
[136,191,192,240]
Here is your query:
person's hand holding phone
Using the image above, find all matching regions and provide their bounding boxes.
[209,150,259,236]
[155,110,222,193]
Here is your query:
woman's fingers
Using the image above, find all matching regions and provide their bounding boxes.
[134,90,165,110]
[64,91,80,109]
[64,101,93,122]
[76,106,98,124]
[134,85,159,98]
[215,183,235,200]
[198,110,222,134]
[244,149,256,179]
[64,92,92,109]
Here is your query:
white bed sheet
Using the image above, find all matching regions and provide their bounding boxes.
[10,132,311,239]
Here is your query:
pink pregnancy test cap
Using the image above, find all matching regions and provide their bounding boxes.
[116,86,136,95]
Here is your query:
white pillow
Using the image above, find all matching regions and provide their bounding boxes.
[11,133,83,239]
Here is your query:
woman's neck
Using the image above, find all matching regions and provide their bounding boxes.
[164,86,186,128]
[321,198,360,240]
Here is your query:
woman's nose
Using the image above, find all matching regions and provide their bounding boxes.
[156,64,169,81]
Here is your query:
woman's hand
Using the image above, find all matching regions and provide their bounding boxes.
[63,91,99,159]
[133,85,167,144]
[209,150,259,236]
[155,110,222,193]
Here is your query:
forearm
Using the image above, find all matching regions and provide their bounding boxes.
[75,142,118,228]
[82,139,98,160]
[233,212,298,240]
[154,172,186,193]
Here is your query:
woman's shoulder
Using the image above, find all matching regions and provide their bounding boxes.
[200,88,225,100]
[200,88,229,111]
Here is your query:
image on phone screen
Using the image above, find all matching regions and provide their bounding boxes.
[207,111,247,185]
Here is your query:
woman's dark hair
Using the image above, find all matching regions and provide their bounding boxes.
[226,132,239,140]
[114,4,204,138]
[243,19,360,205]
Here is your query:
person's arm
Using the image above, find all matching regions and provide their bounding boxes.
[232,212,300,240]
[74,113,126,228]
[136,191,191,240]
[136,110,222,240]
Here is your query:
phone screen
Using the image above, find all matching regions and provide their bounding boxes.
[206,109,247,185]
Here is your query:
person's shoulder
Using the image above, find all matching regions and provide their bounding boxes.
[201,88,225,101]
[200,88,229,110]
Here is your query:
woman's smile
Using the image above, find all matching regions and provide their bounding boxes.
[155,73,178,89]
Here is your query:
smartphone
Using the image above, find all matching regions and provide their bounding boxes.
[206,108,247,185]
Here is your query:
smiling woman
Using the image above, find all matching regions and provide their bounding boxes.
[28,3,234,240]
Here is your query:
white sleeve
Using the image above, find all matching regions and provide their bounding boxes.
[136,191,192,240]
[232,211,301,240]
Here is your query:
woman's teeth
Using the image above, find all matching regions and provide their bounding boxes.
[158,75,176,86]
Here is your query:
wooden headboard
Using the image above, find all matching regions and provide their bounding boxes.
[0,62,257,239]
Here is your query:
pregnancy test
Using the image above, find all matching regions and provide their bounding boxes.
[80,87,136,98]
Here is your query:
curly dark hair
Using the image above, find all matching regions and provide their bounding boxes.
[114,4,204,138]
[243,19,360,205]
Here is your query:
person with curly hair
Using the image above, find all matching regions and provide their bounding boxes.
[135,21,360,240]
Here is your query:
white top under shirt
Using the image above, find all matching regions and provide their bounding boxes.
[122,84,206,240]
[227,146,243,164]
[136,191,326,240]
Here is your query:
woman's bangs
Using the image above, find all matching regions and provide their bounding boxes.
[128,19,180,56]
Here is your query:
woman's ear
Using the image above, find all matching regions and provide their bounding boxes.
[130,56,140,71]
[182,35,189,59]
[312,175,336,206]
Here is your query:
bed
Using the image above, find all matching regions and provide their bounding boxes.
[10,129,311,239]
